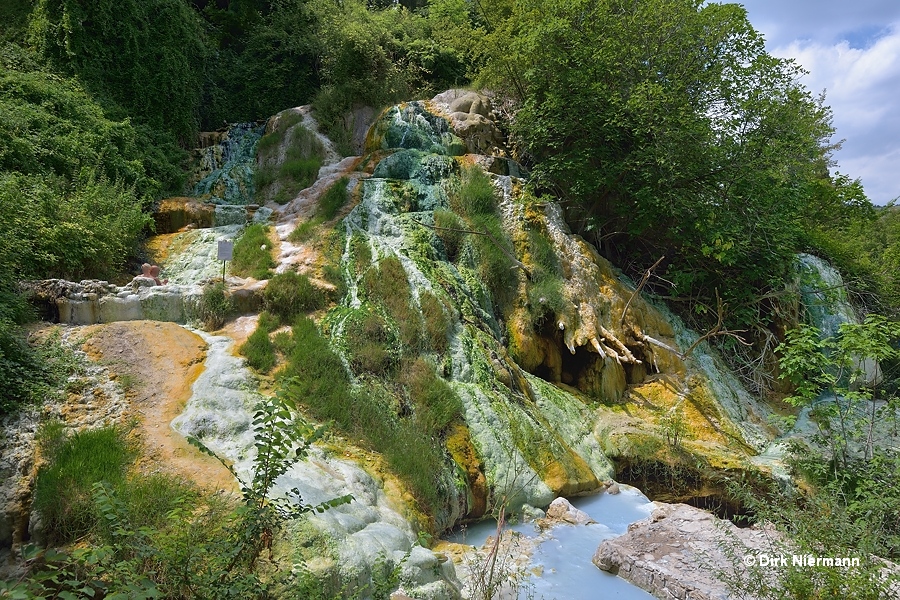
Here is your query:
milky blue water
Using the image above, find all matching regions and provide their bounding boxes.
[448,486,657,599]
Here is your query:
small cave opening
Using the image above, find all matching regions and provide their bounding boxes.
[559,344,602,388]
[615,458,756,527]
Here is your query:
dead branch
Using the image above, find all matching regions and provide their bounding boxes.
[620,255,665,325]
[680,291,750,358]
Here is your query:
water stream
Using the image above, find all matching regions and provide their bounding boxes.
[448,487,656,599]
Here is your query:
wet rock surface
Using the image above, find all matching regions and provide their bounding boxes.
[593,503,777,600]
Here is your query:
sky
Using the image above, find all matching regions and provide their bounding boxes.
[738,1,900,205]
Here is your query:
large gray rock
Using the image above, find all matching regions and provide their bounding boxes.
[593,503,777,600]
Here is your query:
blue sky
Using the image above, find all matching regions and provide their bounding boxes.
[738,1,900,205]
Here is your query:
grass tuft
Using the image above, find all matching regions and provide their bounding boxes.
[33,423,132,544]
[231,223,276,279]
[262,271,326,320]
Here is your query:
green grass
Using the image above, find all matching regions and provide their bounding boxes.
[262,271,326,320]
[420,291,450,353]
[280,317,451,525]
[362,255,420,348]
[256,120,325,205]
[344,309,398,376]
[195,282,235,330]
[240,327,276,373]
[434,209,464,262]
[319,177,350,220]
[403,358,463,434]
[231,223,276,279]
[33,423,133,544]
[288,177,351,243]
[239,311,281,373]
[451,166,497,219]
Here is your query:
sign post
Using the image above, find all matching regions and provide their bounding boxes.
[217,240,234,282]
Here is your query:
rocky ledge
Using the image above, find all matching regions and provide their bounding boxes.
[592,503,779,600]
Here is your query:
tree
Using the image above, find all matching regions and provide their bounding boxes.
[477,0,839,335]
[778,316,900,468]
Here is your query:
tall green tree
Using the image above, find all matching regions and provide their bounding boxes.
[478,0,839,333]
[29,0,207,144]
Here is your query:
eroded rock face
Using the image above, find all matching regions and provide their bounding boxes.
[430,90,507,157]
[593,503,777,600]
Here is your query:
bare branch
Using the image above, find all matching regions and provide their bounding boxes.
[621,255,665,325]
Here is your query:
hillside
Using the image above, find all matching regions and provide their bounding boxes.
[1,1,900,599]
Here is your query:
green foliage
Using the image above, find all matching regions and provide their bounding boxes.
[0,47,182,197]
[195,282,236,330]
[805,201,900,317]
[403,358,463,433]
[30,0,206,144]
[198,0,320,128]
[777,315,900,466]
[0,327,87,416]
[280,317,449,521]
[310,0,468,153]
[262,271,326,320]
[288,177,351,243]
[720,452,900,598]
[240,326,277,373]
[33,424,133,545]
[433,209,464,261]
[0,173,152,281]
[319,176,351,221]
[232,223,276,279]
[452,166,497,219]
[362,255,419,348]
[478,0,839,335]
[344,309,399,375]
[0,320,43,414]
[255,115,325,204]
[420,291,450,352]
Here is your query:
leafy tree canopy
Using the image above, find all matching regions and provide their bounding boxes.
[474,0,857,335]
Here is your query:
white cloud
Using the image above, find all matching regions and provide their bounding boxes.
[768,27,900,204]
[736,1,900,204]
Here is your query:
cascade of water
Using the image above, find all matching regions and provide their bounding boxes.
[191,122,265,205]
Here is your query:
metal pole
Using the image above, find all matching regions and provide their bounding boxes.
[222,260,226,282]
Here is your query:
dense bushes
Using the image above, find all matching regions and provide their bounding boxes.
[30,0,206,145]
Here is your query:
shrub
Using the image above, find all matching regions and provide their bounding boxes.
[240,326,276,373]
[231,223,276,279]
[404,358,462,434]
[262,271,326,320]
[33,424,132,544]
[195,282,235,330]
